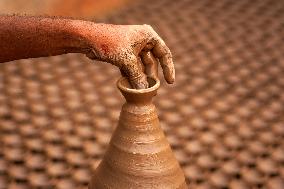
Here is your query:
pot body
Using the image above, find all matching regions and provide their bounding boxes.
[89,77,188,189]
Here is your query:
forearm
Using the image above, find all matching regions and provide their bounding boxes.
[0,15,91,63]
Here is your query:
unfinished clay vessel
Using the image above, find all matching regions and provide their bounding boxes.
[89,77,188,189]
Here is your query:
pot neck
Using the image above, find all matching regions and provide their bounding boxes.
[117,77,160,105]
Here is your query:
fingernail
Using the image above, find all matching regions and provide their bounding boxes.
[164,67,175,84]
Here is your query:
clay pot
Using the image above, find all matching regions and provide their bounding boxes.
[89,77,188,189]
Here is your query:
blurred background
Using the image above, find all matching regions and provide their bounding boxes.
[0,0,131,18]
[0,0,284,189]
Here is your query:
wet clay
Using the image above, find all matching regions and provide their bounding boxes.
[89,77,188,189]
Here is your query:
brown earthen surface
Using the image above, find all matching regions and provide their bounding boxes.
[0,0,284,188]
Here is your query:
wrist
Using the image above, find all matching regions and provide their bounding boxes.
[63,19,94,55]
[67,20,97,55]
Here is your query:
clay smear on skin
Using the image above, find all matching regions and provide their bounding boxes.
[84,23,171,90]
[79,22,151,89]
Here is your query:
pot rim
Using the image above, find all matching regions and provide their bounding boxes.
[117,77,160,94]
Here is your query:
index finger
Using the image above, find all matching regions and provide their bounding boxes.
[120,56,149,89]
[152,39,175,84]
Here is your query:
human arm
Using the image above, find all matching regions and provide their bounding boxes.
[0,15,174,88]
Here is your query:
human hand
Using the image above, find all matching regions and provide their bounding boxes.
[82,23,175,89]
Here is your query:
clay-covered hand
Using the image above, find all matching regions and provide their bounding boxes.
[82,24,175,89]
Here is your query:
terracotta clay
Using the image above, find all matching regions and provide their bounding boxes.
[89,77,188,189]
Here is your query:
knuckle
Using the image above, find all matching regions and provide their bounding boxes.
[166,50,173,58]
[142,24,156,37]
[143,24,153,30]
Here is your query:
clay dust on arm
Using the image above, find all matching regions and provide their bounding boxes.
[0,15,174,89]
